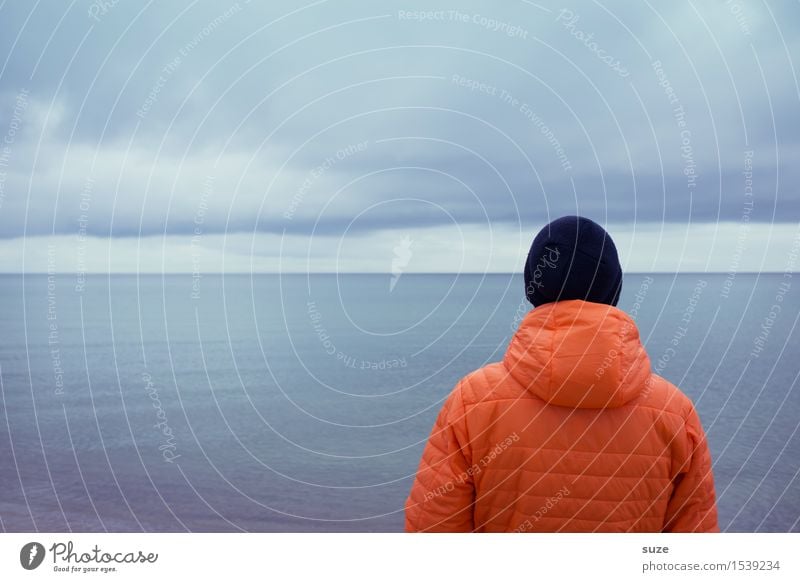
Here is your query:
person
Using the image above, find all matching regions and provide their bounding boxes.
[405,215,718,532]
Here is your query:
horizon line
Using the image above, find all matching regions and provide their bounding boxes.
[0,271,783,276]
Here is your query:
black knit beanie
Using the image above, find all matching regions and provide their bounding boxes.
[524,215,622,307]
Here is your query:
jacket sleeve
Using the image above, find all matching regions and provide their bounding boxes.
[405,384,475,532]
[663,404,719,532]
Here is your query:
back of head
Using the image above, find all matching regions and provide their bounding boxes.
[524,215,622,307]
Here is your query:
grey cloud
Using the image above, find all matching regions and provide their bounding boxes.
[1,0,798,244]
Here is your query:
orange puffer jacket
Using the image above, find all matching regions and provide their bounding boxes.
[405,299,718,532]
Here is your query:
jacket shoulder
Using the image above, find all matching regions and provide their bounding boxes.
[636,373,696,421]
[454,362,523,407]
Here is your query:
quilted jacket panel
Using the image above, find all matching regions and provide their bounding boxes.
[405,299,718,532]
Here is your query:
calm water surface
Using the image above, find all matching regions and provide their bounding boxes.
[0,273,798,531]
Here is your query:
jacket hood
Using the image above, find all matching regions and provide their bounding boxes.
[503,299,651,409]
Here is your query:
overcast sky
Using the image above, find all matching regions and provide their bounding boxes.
[0,0,798,273]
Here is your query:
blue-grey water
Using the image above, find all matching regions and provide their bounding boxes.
[0,273,798,532]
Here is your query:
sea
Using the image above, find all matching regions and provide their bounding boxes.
[0,273,798,532]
